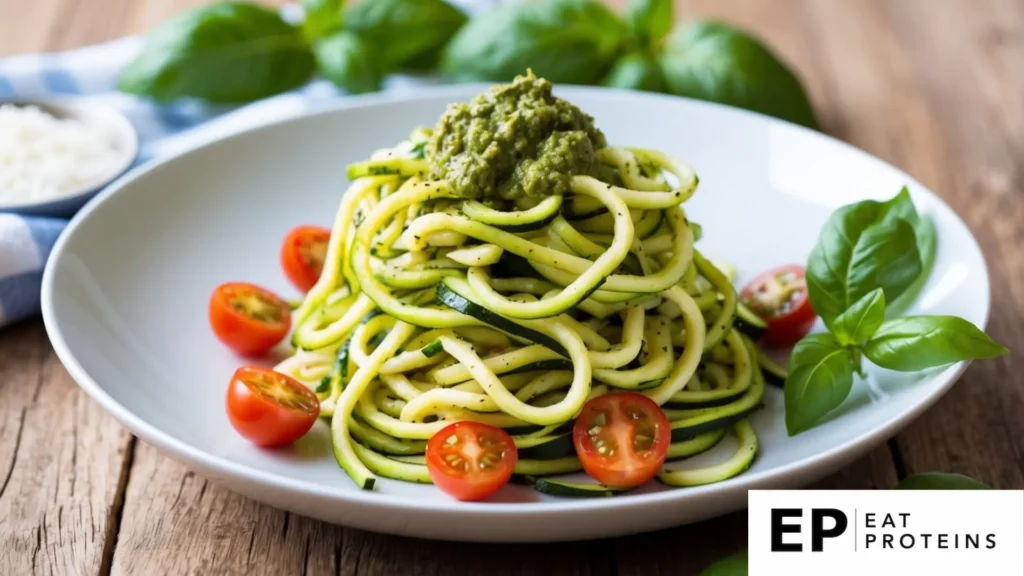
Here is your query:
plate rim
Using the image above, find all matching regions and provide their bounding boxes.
[40,84,992,519]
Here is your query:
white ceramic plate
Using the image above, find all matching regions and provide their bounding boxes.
[41,85,989,543]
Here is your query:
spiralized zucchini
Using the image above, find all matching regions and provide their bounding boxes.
[275,124,770,495]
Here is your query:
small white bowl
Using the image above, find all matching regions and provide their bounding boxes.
[0,97,139,218]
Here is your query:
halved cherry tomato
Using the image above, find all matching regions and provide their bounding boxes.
[573,392,671,488]
[226,365,319,447]
[281,225,331,293]
[740,264,816,348]
[209,282,291,357]
[425,421,518,501]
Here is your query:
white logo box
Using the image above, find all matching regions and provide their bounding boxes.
[748,490,1024,575]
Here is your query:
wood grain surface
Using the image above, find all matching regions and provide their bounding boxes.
[1,0,1022,574]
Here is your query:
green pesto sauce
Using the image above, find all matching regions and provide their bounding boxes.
[426,71,607,201]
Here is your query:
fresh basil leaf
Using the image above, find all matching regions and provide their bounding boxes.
[346,0,467,70]
[442,0,627,85]
[831,288,885,346]
[877,186,919,226]
[880,187,938,314]
[913,216,937,281]
[896,472,991,490]
[603,52,667,92]
[806,203,921,327]
[784,333,856,435]
[863,316,1008,371]
[313,31,384,94]
[118,1,315,103]
[300,0,344,39]
[856,187,937,314]
[700,548,748,576]
[623,0,673,47]
[659,20,818,129]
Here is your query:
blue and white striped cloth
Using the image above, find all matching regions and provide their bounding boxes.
[0,0,497,329]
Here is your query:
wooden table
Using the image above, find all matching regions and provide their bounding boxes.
[1,0,1022,574]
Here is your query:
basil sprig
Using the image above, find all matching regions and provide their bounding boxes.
[119,0,468,98]
[346,0,467,71]
[658,20,818,128]
[785,187,1007,435]
[442,0,627,85]
[118,0,820,128]
[312,31,385,95]
[117,2,317,103]
[299,0,344,40]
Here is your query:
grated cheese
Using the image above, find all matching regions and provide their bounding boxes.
[0,103,125,207]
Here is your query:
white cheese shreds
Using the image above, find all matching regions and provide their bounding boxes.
[0,103,125,206]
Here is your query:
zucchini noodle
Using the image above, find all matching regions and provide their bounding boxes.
[275,98,773,495]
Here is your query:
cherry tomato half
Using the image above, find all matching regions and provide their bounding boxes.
[209,282,291,357]
[281,225,331,293]
[572,392,671,488]
[425,421,518,501]
[740,264,816,348]
[226,366,320,447]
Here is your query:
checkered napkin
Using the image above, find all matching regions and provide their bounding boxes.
[0,0,498,328]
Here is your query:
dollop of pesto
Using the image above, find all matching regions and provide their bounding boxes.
[426,71,607,201]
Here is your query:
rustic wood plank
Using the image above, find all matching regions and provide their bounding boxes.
[0,2,142,574]
[111,442,615,576]
[0,320,136,575]
[109,442,341,576]
[123,0,288,37]
[0,0,62,55]
[0,0,290,56]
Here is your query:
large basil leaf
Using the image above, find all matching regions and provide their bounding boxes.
[659,20,817,128]
[623,0,673,48]
[896,472,991,490]
[118,1,315,103]
[831,288,885,346]
[863,316,1007,371]
[442,0,627,85]
[806,202,921,327]
[313,31,384,94]
[881,187,938,314]
[700,548,748,576]
[300,0,344,39]
[346,0,466,70]
[603,52,667,92]
[784,333,856,435]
